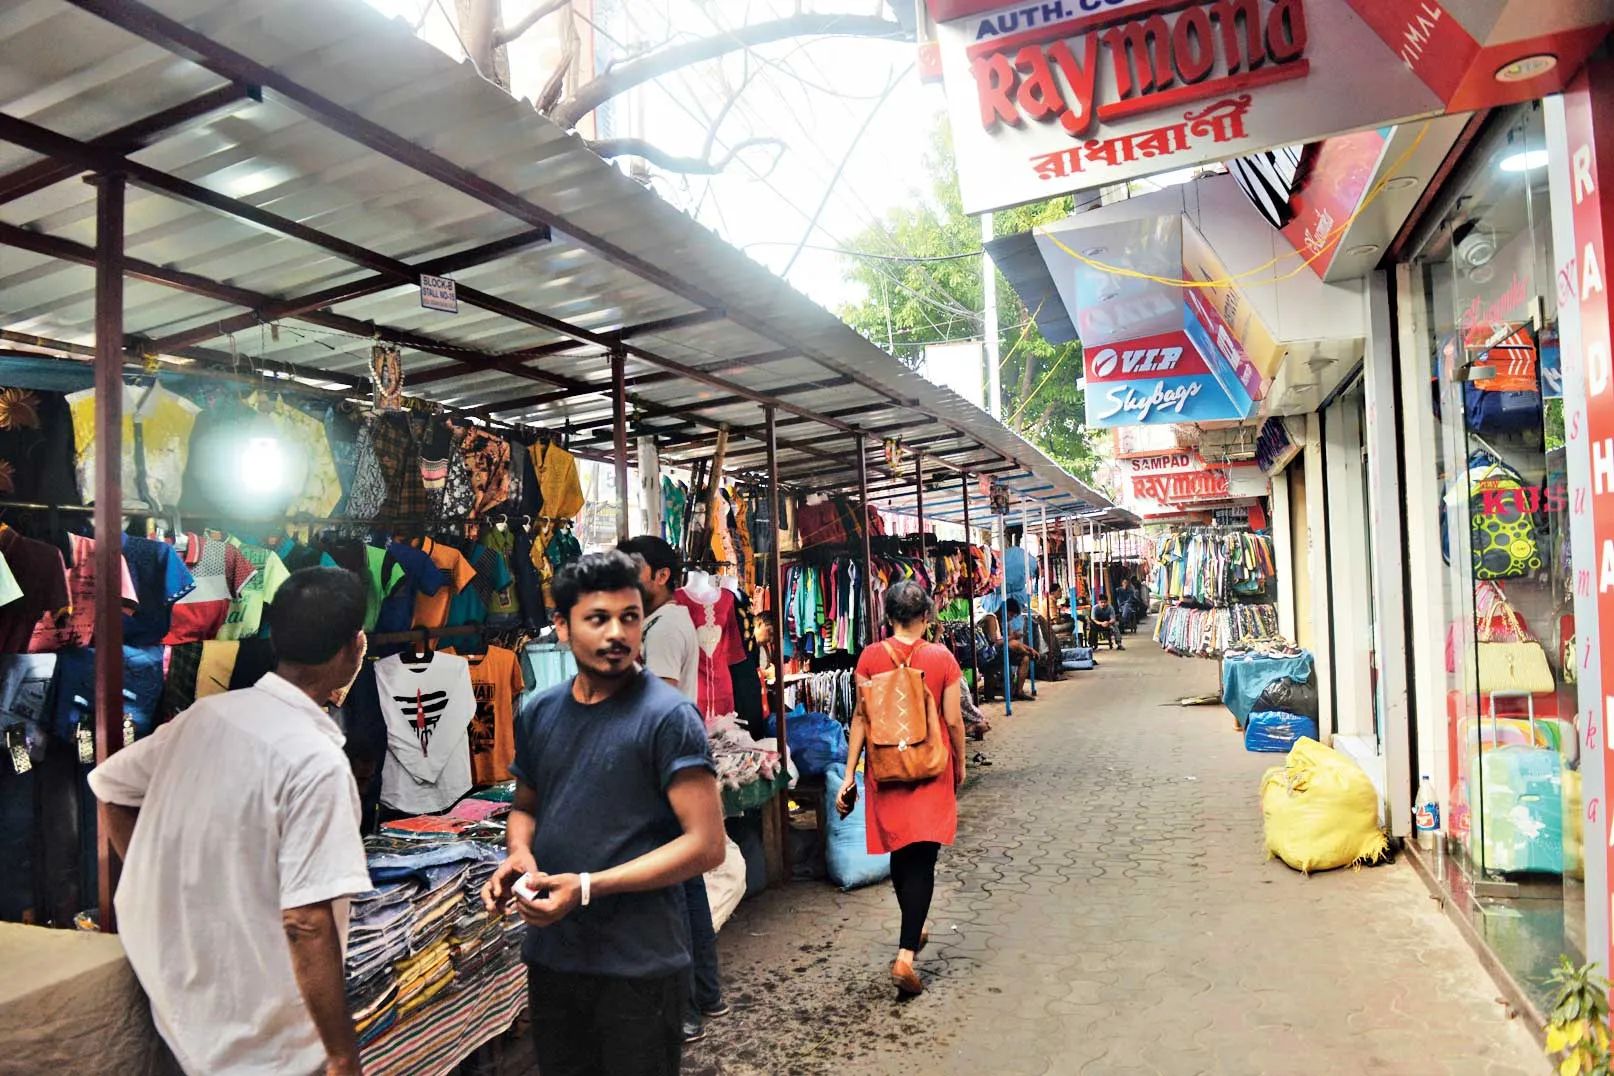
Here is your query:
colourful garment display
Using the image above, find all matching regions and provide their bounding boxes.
[68,382,199,509]
[674,582,746,723]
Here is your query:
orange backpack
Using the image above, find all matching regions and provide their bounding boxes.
[859,642,949,784]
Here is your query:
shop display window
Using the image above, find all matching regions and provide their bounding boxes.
[1408,102,1580,1002]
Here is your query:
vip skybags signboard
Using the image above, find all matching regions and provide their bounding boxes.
[935,0,1441,213]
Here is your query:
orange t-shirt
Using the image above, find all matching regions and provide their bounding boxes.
[445,645,528,784]
[412,538,477,629]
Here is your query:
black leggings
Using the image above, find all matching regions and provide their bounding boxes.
[889,841,940,953]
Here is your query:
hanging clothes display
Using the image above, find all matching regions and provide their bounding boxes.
[674,575,747,725]
[375,651,476,815]
[1153,604,1281,658]
[783,669,858,725]
[67,381,200,510]
[662,476,688,549]
[1151,530,1275,605]
[442,645,526,786]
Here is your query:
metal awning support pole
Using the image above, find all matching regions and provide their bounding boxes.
[1040,502,1049,612]
[962,471,978,687]
[1023,496,1035,699]
[999,504,1012,716]
[93,172,126,932]
[765,405,791,885]
[1064,517,1078,619]
[915,451,926,565]
[610,349,630,542]
[857,435,877,646]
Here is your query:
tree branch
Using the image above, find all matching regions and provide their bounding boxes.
[589,136,788,176]
[495,0,570,47]
[551,13,909,128]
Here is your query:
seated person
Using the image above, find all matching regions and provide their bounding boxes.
[1049,584,1076,637]
[1091,593,1124,650]
[978,600,1038,701]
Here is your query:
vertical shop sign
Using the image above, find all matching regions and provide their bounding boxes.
[1564,60,1614,974]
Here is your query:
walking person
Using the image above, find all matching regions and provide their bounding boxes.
[482,551,726,1075]
[88,567,374,1076]
[836,580,967,996]
[618,534,730,1044]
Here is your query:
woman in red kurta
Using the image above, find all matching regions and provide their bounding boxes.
[836,580,966,997]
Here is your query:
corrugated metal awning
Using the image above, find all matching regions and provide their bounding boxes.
[0,0,1130,529]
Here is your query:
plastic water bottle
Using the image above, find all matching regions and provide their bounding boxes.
[1414,776,1441,850]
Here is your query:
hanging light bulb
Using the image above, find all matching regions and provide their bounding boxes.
[239,435,286,495]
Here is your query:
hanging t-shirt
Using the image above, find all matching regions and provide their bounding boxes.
[28,533,138,653]
[373,542,446,637]
[195,641,240,700]
[165,533,258,644]
[375,652,476,814]
[446,544,513,627]
[411,538,477,630]
[0,388,78,504]
[443,646,526,785]
[251,393,342,519]
[479,529,523,627]
[0,526,69,655]
[216,538,290,641]
[530,442,584,521]
[121,535,196,647]
[673,585,746,724]
[67,382,200,509]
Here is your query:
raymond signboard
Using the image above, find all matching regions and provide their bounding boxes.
[934,0,1441,213]
[928,0,1612,213]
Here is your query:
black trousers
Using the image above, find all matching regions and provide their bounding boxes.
[527,965,685,1076]
[889,841,941,952]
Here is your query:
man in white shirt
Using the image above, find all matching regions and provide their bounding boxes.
[620,535,699,697]
[90,568,373,1076]
[617,535,728,1044]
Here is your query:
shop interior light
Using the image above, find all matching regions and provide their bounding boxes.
[1499,149,1550,173]
[238,435,286,495]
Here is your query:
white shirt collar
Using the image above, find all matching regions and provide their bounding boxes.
[254,672,346,747]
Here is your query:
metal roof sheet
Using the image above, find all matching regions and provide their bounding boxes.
[0,0,1126,528]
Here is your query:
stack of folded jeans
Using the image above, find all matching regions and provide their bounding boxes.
[352,977,399,1047]
[408,864,470,953]
[448,907,511,983]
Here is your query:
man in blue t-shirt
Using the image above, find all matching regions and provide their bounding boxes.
[481,551,726,1075]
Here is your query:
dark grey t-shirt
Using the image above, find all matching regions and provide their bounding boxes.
[509,668,715,978]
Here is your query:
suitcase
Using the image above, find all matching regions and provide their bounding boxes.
[1061,646,1095,671]
[1475,692,1564,874]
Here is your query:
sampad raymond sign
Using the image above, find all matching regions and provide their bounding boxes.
[935,0,1442,213]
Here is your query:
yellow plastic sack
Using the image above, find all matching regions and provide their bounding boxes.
[1261,738,1389,873]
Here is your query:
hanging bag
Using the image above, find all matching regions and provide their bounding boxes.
[1474,583,1555,695]
[1465,452,1542,580]
[857,642,949,784]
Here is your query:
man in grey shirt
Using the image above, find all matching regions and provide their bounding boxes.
[618,535,728,1044]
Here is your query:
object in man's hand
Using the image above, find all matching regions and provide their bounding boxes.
[835,782,858,819]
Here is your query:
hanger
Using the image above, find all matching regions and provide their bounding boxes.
[403,631,433,663]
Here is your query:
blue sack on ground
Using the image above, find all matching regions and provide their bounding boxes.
[1245,710,1321,753]
[769,707,846,779]
[825,761,890,890]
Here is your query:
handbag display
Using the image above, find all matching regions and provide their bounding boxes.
[1473,583,1555,695]
[857,642,949,784]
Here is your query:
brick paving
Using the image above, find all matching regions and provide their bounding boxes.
[686,641,1548,1076]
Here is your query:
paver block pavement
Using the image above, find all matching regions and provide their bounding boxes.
[685,641,1548,1075]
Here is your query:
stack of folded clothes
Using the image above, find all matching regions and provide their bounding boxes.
[394,938,455,1019]
[346,881,420,1045]
[408,863,471,954]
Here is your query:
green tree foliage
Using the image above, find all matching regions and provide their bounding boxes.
[836,125,1098,480]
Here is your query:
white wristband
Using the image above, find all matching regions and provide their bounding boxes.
[580,872,591,907]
